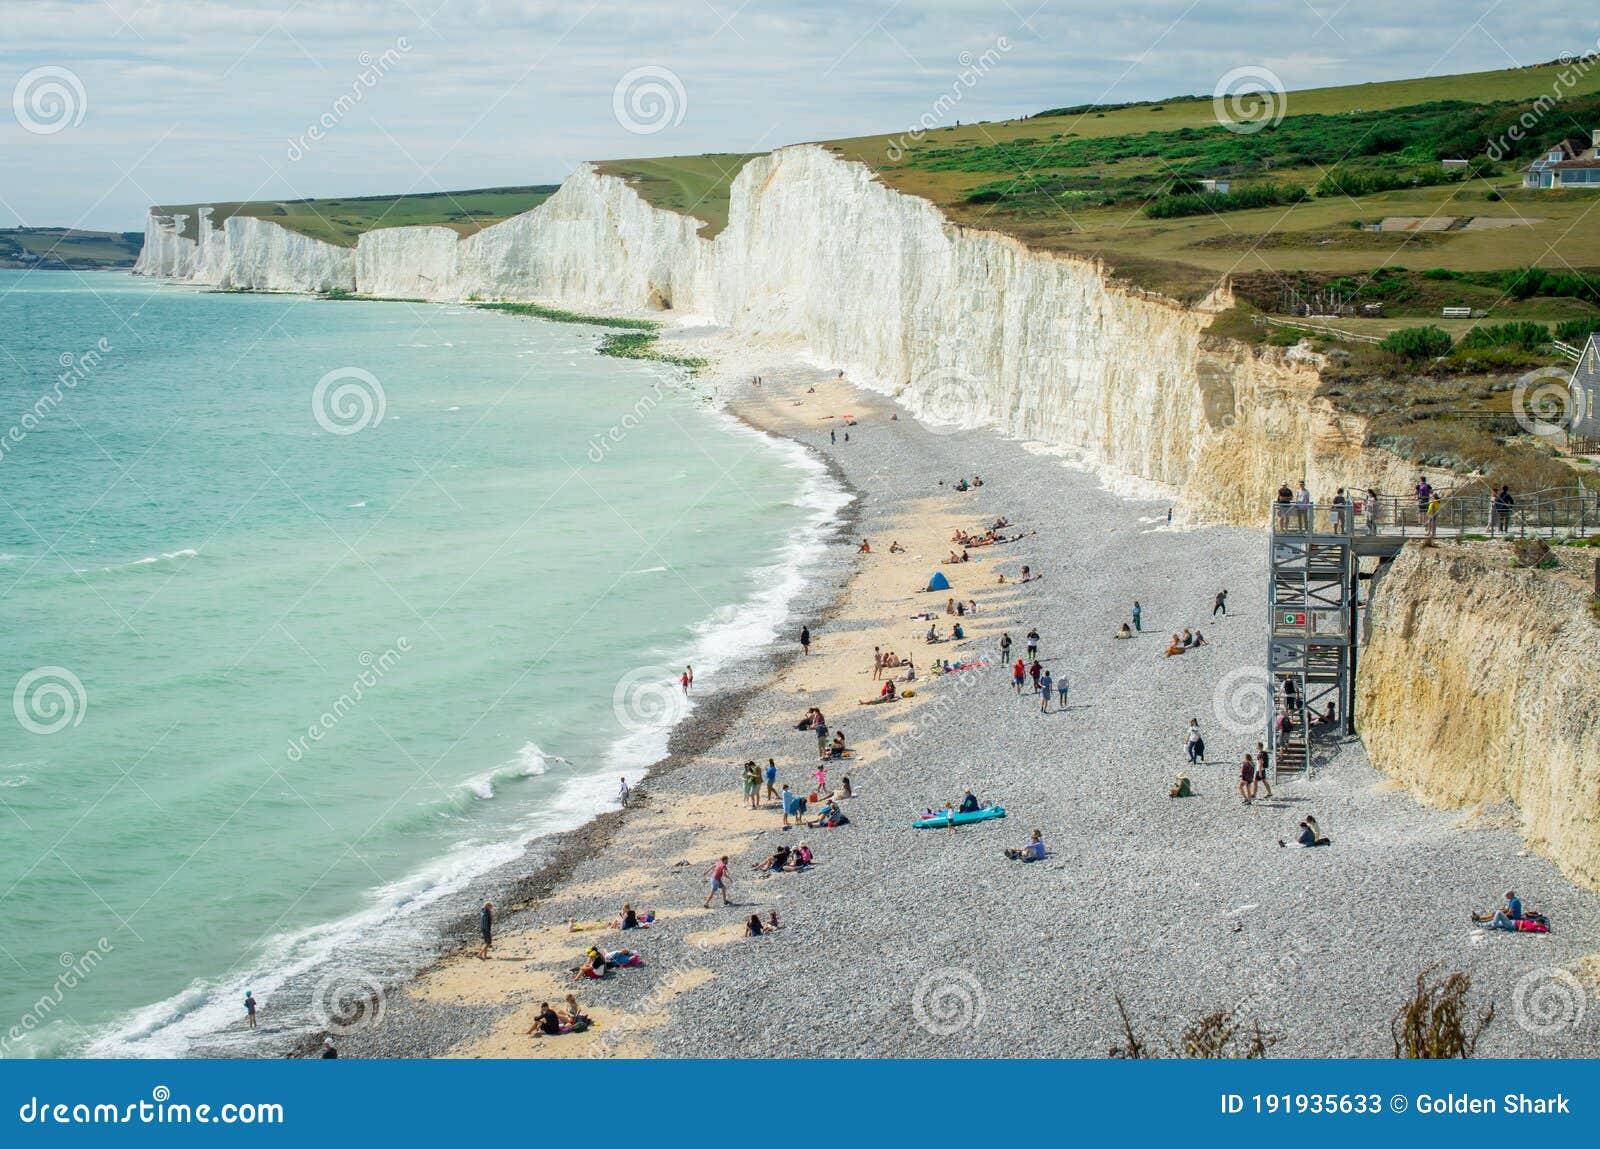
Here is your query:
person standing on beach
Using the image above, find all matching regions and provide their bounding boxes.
[244,990,257,1030]
[1029,660,1042,693]
[478,901,494,960]
[1253,744,1273,801]
[321,1037,338,1059]
[1132,601,1142,632]
[1000,632,1012,664]
[872,646,882,681]
[813,710,829,759]
[830,428,836,444]
[1055,670,1069,711]
[800,625,811,655]
[681,668,690,695]
[1026,629,1040,660]
[1186,720,1204,764]
[764,758,779,802]
[1238,755,1256,805]
[1213,589,1227,617]
[1012,658,1025,695]
[618,776,630,807]
[1039,669,1053,712]
[704,856,731,907]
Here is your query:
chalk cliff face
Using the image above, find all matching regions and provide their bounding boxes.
[1357,544,1600,891]
[133,145,1408,517]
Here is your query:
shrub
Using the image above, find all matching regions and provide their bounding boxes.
[1143,182,1307,219]
[1380,325,1453,360]
[1555,319,1598,344]
[1458,321,1550,351]
[1391,967,1493,1058]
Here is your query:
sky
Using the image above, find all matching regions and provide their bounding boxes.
[1,0,1597,231]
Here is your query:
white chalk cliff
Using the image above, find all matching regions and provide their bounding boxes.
[136,145,1406,520]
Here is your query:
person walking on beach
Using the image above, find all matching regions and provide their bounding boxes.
[872,646,882,681]
[1055,670,1069,711]
[1026,628,1040,660]
[1253,743,1273,801]
[1213,589,1227,617]
[1238,754,1256,805]
[1186,719,1205,764]
[1012,658,1025,694]
[1029,660,1042,692]
[1132,601,1142,632]
[800,625,811,655]
[1000,632,1012,664]
[764,758,779,802]
[1039,669,1053,712]
[704,855,731,907]
[321,1037,338,1059]
[743,761,762,809]
[478,901,494,960]
[813,709,829,759]
[681,668,691,695]
[618,776,630,807]
[830,428,836,444]
[244,990,257,1030]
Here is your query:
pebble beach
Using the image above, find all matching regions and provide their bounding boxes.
[314,335,1600,1059]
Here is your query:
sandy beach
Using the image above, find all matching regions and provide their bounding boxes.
[326,330,1600,1059]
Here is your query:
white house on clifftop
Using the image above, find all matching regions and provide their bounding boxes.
[1522,129,1600,188]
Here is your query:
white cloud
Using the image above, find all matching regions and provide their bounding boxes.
[0,0,1594,229]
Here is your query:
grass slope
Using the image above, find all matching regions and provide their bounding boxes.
[153,185,559,248]
[591,154,763,237]
[0,227,143,269]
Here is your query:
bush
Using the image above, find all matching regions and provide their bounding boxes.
[1458,321,1550,351]
[1391,968,1494,1058]
[1315,165,1460,198]
[1555,319,1598,344]
[1380,325,1453,360]
[1143,182,1307,219]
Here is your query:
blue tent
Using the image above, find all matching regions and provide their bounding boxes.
[926,570,951,591]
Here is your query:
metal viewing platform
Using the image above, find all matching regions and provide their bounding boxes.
[1266,485,1593,777]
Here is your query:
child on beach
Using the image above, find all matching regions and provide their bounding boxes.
[703,856,731,907]
[815,764,827,795]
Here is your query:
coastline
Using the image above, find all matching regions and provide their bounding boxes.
[336,324,1600,1059]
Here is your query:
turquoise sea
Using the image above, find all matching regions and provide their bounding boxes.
[0,271,845,1056]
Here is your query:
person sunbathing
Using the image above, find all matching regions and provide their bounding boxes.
[926,625,942,643]
[1181,628,1194,647]
[1471,890,1526,930]
[791,842,814,867]
[1191,631,1208,647]
[857,539,872,553]
[526,1001,565,1036]
[808,800,847,828]
[1169,773,1192,798]
[882,651,903,668]
[829,731,847,758]
[946,551,962,564]
[952,623,965,639]
[889,541,905,553]
[1291,816,1330,847]
[753,846,791,873]
[744,914,766,937]
[860,680,897,704]
[1165,634,1186,657]
[618,903,651,930]
[1116,623,1133,639]
[1004,829,1046,862]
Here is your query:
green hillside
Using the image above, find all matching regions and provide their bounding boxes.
[153,185,560,248]
[0,227,143,269]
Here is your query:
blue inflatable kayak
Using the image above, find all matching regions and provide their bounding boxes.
[913,805,1006,829]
